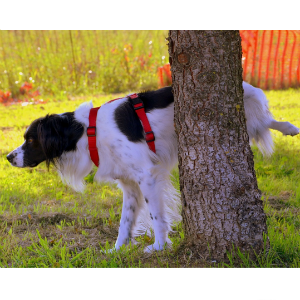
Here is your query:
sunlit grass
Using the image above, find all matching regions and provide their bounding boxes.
[0,31,168,97]
[0,88,300,267]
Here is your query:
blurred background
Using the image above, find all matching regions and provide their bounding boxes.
[1,30,299,106]
[0,30,170,104]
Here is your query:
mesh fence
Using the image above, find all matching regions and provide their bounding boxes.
[241,30,300,89]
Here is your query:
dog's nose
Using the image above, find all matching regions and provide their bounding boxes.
[6,153,14,163]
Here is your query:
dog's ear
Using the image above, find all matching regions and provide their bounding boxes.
[37,113,84,168]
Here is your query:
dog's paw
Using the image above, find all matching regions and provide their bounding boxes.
[282,123,299,136]
[101,247,117,254]
[103,240,137,254]
[290,126,300,136]
[108,248,117,253]
[144,242,171,253]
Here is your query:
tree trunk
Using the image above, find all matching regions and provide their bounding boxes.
[168,30,268,261]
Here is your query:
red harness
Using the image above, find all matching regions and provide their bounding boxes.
[87,93,156,167]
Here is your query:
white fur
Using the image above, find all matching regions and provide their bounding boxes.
[10,142,25,167]
[7,82,299,252]
[243,82,299,156]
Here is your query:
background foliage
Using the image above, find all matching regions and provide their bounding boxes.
[0,30,168,98]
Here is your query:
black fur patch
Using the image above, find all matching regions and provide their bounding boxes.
[22,117,47,167]
[114,86,173,143]
[22,112,84,168]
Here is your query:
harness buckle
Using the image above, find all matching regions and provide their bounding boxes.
[129,94,144,111]
[145,131,155,143]
[134,103,144,110]
[128,93,138,99]
[87,126,96,137]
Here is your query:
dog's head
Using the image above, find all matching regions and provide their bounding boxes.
[7,112,84,168]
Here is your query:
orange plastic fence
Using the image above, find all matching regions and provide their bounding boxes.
[240,30,300,89]
[158,30,300,90]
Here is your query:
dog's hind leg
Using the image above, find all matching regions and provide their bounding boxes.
[137,170,172,252]
[243,81,299,156]
[114,178,143,250]
[268,119,299,136]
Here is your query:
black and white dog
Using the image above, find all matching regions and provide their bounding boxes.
[6,82,299,252]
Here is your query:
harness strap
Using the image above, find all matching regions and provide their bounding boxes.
[129,93,156,153]
[88,97,122,167]
[87,94,156,167]
[87,107,101,167]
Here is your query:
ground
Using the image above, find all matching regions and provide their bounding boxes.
[0,89,300,267]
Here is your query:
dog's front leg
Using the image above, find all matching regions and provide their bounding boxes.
[114,179,143,250]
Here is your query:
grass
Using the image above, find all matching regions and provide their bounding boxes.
[0,31,168,97]
[0,88,300,267]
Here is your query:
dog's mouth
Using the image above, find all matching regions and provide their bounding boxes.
[22,161,39,168]
[29,163,38,168]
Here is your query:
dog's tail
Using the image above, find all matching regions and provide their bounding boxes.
[243,82,274,156]
[249,123,274,157]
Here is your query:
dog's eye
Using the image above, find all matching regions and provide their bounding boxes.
[27,138,34,143]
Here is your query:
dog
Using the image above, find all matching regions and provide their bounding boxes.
[6,82,299,252]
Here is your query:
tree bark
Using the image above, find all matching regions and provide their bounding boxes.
[168,30,268,261]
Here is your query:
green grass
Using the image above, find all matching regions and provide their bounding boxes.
[1,88,300,267]
[0,31,168,97]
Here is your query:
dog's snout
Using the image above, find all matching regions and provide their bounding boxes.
[7,153,15,163]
